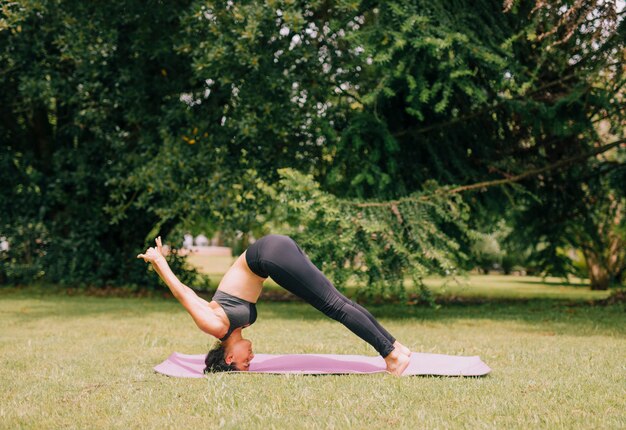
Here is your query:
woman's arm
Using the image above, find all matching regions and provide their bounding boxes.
[138,239,226,338]
[151,256,225,337]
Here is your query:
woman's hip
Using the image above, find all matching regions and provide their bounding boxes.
[246,234,299,278]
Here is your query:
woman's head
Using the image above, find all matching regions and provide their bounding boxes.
[204,338,255,373]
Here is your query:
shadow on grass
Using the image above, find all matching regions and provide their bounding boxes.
[1,286,624,338]
[504,279,590,288]
[0,287,176,322]
[256,297,626,338]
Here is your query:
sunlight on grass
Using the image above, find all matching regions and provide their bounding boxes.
[422,274,610,301]
[186,254,235,274]
[0,290,623,428]
[185,253,610,302]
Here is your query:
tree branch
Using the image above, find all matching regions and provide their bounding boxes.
[350,137,626,207]
[391,73,583,139]
[437,138,625,195]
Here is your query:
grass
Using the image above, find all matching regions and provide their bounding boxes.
[186,254,610,302]
[1,279,624,429]
[185,254,236,275]
[423,274,610,301]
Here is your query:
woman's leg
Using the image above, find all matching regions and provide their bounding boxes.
[332,295,396,345]
[258,235,397,358]
[286,237,398,345]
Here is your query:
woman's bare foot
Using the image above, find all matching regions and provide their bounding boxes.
[393,341,412,357]
[384,348,411,376]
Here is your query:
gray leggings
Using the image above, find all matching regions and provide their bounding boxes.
[245,234,396,357]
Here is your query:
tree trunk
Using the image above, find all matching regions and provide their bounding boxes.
[583,249,610,290]
[214,231,224,247]
[31,105,54,175]
[577,194,625,290]
[241,232,249,252]
[589,264,610,290]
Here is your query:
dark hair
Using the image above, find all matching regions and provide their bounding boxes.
[204,341,238,373]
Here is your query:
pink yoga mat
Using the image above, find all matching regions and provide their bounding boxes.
[154,352,491,377]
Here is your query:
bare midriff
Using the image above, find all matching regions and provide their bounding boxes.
[215,250,267,303]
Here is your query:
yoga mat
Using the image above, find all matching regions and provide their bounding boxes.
[154,352,491,377]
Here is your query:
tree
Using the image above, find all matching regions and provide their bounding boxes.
[1,0,623,296]
[495,0,626,289]
[0,0,203,288]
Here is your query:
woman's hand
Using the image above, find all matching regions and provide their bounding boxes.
[137,236,166,264]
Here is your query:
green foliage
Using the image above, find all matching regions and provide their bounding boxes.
[470,232,502,273]
[1,0,623,296]
[268,167,475,304]
[0,0,197,289]
[0,219,47,284]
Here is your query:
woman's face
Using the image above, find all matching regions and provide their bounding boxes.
[226,338,255,371]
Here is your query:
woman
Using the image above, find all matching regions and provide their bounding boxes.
[137,234,412,376]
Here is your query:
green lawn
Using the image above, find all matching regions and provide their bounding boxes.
[424,274,610,301]
[1,281,624,429]
[187,253,610,302]
[185,254,236,275]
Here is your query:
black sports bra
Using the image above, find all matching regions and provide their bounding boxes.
[212,289,257,341]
